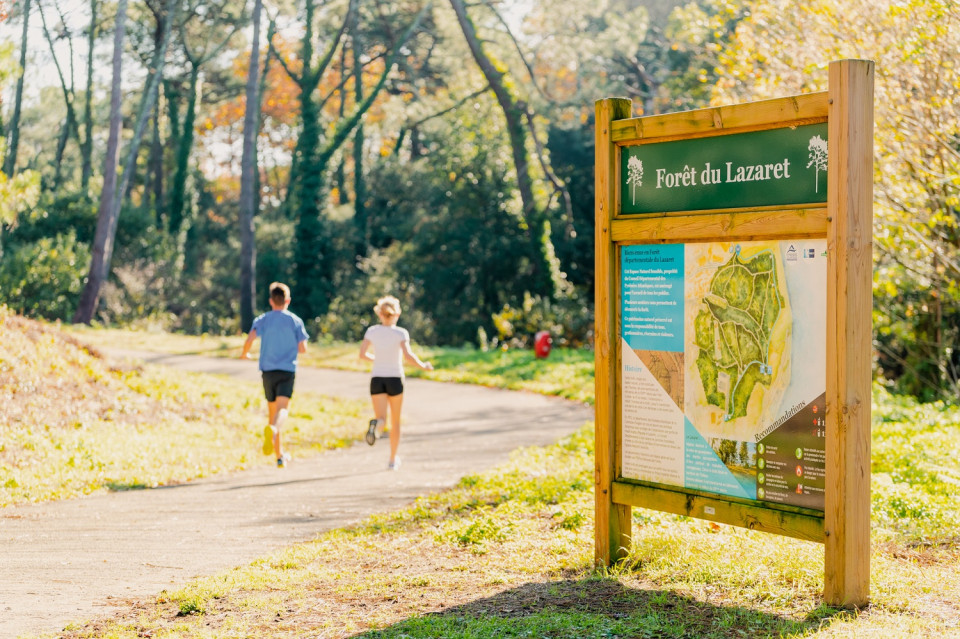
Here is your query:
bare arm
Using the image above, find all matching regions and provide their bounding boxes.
[298,340,307,354]
[358,338,375,363]
[401,341,433,371]
[240,329,258,359]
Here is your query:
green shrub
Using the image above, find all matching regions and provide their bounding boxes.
[0,231,90,321]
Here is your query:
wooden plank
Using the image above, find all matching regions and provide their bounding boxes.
[612,481,824,543]
[594,97,633,566]
[824,59,874,608]
[611,207,828,244]
[612,93,829,144]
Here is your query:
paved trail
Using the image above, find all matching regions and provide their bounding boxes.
[0,350,592,638]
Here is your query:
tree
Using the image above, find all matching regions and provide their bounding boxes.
[714,0,960,399]
[3,0,30,176]
[239,0,263,332]
[807,134,827,194]
[80,0,99,189]
[167,0,245,235]
[274,0,430,319]
[448,0,559,297]
[73,0,128,324]
[75,0,179,324]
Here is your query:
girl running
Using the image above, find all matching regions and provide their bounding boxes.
[358,296,433,470]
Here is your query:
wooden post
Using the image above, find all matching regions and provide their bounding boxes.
[824,59,874,607]
[595,97,632,566]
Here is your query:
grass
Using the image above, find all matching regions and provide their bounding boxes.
[38,416,960,638]
[0,311,366,507]
[64,325,597,404]
[11,319,960,637]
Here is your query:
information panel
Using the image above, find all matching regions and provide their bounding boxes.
[620,240,826,510]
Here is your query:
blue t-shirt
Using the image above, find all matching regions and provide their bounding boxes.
[251,310,309,372]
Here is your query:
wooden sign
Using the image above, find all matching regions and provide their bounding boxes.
[594,59,874,608]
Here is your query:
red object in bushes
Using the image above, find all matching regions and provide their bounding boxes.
[534,330,553,359]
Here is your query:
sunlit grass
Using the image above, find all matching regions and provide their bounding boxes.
[66,325,597,404]
[1,314,366,507]
[38,411,960,638]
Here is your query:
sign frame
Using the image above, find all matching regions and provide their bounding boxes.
[594,59,874,607]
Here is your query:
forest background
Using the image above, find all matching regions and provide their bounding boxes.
[0,0,956,402]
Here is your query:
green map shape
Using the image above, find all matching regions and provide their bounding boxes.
[694,249,784,421]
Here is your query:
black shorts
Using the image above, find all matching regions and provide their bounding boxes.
[262,370,295,402]
[370,376,403,396]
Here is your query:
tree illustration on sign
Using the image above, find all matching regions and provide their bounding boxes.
[626,156,644,204]
[807,135,828,193]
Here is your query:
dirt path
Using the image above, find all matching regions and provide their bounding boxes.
[0,350,592,638]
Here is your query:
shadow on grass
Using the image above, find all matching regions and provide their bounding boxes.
[351,577,845,638]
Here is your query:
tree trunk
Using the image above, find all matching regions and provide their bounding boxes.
[334,43,348,205]
[52,117,70,190]
[81,0,98,189]
[147,101,164,222]
[352,22,366,257]
[74,0,128,324]
[114,0,177,219]
[239,0,263,332]
[449,0,555,296]
[4,0,31,176]
[169,65,200,234]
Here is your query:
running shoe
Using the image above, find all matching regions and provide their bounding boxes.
[277,453,291,468]
[387,456,401,471]
[262,425,274,456]
[365,419,377,446]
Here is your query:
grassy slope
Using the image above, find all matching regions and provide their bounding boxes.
[0,311,366,507]
[12,322,960,637]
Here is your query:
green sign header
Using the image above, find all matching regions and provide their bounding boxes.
[621,123,828,215]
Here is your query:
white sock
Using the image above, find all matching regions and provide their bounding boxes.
[273,408,288,433]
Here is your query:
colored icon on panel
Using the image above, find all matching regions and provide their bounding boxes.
[757,487,766,499]
[758,473,765,484]
[757,458,766,470]
[796,465,803,477]
[795,448,803,459]
[757,443,765,455]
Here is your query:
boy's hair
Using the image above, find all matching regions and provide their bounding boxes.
[269,282,291,306]
[374,295,401,318]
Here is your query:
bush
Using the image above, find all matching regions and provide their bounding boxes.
[491,291,594,348]
[0,231,90,321]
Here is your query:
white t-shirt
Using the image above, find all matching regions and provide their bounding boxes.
[364,324,410,378]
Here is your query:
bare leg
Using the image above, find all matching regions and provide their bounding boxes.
[271,396,290,458]
[387,393,404,465]
[371,393,388,425]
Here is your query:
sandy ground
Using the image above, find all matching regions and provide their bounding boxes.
[0,350,592,638]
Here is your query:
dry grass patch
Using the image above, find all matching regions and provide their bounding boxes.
[0,310,366,506]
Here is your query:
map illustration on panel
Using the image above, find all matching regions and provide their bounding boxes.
[684,243,793,444]
[694,247,785,426]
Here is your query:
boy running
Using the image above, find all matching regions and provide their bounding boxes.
[240,282,309,468]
